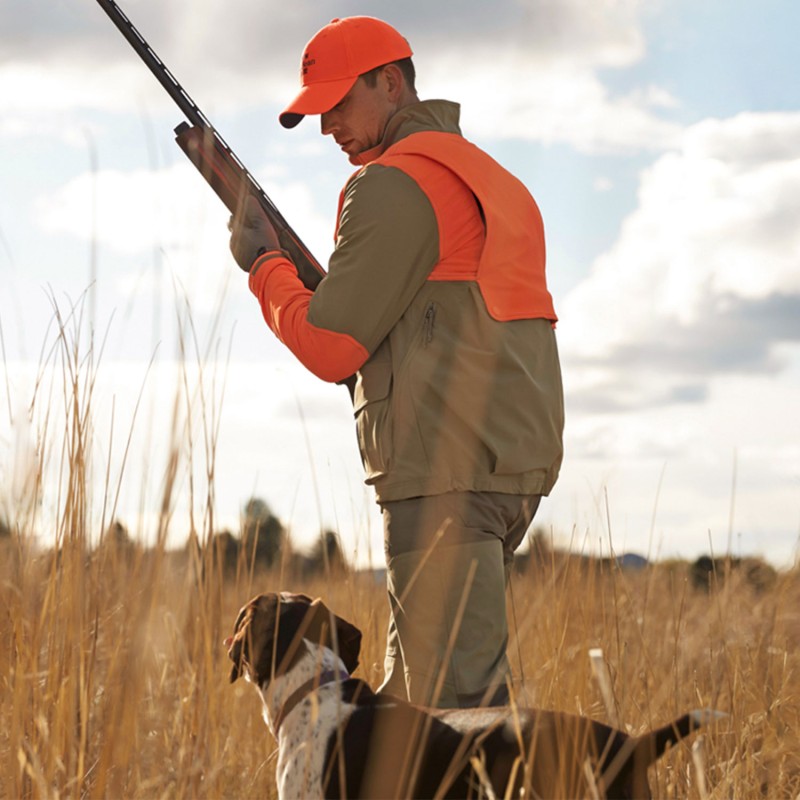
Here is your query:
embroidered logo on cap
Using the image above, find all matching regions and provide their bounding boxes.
[302,52,316,76]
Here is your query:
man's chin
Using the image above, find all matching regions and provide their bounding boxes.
[337,140,357,155]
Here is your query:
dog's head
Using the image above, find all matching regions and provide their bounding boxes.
[224,592,362,685]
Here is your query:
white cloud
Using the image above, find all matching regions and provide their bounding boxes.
[492,0,647,69]
[542,109,800,567]
[1,0,675,153]
[560,110,800,368]
[35,160,334,265]
[402,0,679,153]
[0,62,147,115]
[37,164,208,256]
[545,366,800,566]
[425,56,681,152]
[30,160,335,331]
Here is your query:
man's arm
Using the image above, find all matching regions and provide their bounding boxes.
[245,166,440,381]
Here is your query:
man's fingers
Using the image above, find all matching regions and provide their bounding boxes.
[228,193,281,268]
[229,211,257,237]
[245,197,270,228]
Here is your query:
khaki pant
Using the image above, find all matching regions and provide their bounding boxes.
[377,491,541,708]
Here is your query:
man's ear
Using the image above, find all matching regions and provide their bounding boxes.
[381,63,406,102]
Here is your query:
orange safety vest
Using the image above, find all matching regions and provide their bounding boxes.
[339,131,557,323]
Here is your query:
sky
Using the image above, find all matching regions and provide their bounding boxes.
[1,0,799,567]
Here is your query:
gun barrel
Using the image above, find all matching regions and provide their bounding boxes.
[95,0,326,285]
[95,0,204,127]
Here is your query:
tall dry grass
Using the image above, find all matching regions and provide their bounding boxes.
[4,536,800,798]
[2,305,799,798]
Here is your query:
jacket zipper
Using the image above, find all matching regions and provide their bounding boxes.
[423,303,436,346]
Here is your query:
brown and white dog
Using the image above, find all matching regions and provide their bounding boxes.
[225,592,713,799]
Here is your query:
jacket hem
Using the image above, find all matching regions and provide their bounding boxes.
[370,470,559,504]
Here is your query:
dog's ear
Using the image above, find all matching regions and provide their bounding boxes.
[226,594,284,684]
[305,598,362,673]
[226,602,257,683]
[227,632,241,683]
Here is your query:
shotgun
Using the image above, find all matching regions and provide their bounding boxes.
[95,0,326,292]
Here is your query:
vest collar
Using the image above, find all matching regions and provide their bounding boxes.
[350,99,462,166]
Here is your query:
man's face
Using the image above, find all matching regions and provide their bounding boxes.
[320,73,396,158]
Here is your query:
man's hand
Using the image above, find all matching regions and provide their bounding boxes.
[229,195,282,273]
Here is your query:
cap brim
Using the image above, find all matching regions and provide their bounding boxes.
[279,75,358,129]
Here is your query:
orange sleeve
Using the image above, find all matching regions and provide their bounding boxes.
[248,252,369,383]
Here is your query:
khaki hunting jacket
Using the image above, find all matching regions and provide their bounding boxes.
[249,100,564,502]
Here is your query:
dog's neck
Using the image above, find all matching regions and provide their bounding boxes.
[252,642,350,738]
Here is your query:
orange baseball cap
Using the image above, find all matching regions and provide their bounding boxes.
[279,17,413,129]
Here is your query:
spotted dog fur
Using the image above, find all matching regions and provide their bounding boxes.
[225,592,712,799]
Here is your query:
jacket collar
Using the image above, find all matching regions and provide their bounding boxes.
[350,99,462,166]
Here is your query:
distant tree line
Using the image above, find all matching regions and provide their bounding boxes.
[205,497,348,576]
[3,507,781,592]
[9,497,350,578]
[513,527,778,593]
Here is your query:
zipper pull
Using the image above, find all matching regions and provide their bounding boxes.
[424,303,436,346]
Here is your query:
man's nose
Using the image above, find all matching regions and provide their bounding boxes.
[320,111,336,136]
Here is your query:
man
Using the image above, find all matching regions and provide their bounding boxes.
[229,16,564,709]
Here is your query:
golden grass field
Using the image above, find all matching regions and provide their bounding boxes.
[2,532,799,799]
[2,320,799,798]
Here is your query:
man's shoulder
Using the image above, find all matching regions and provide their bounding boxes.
[342,160,429,205]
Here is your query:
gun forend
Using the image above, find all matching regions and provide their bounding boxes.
[175,122,326,292]
[174,123,245,214]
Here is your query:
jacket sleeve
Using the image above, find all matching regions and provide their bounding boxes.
[248,164,440,382]
[248,252,369,382]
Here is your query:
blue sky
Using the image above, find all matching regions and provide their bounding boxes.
[1,0,799,566]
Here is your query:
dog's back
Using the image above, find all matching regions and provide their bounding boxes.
[322,680,705,799]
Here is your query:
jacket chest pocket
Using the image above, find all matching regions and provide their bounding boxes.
[354,349,394,482]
